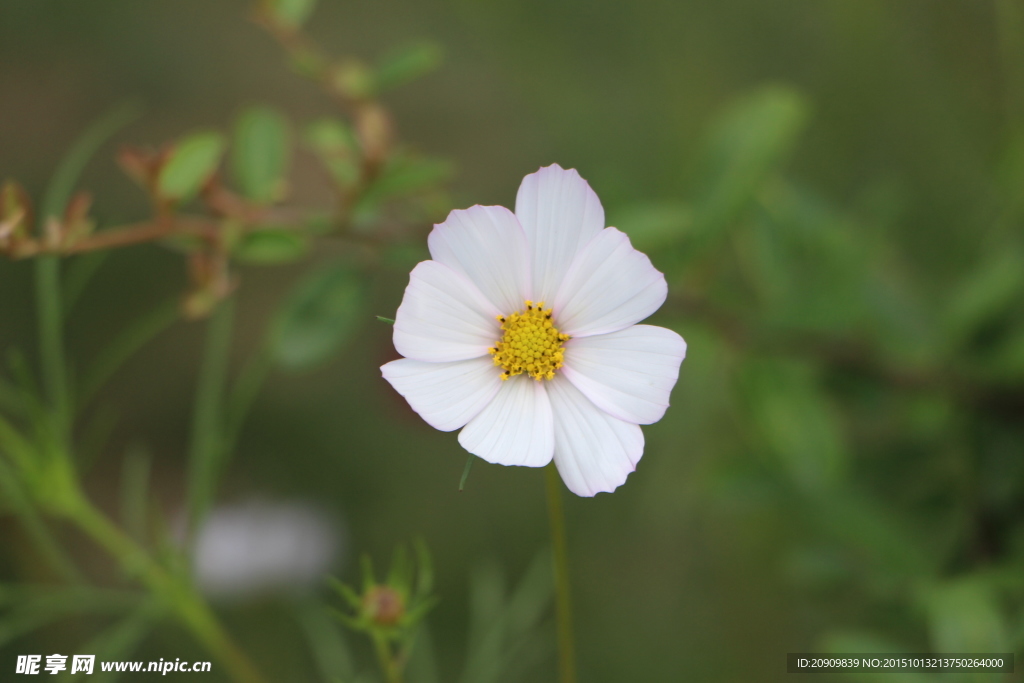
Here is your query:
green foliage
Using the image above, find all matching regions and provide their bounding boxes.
[231,106,291,203]
[611,201,691,253]
[740,359,847,494]
[459,552,553,683]
[271,261,365,370]
[305,118,361,188]
[157,130,226,202]
[923,579,1009,654]
[690,85,809,243]
[374,42,444,93]
[233,228,309,264]
[264,0,317,29]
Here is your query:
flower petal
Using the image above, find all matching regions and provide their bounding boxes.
[381,357,502,432]
[393,260,501,362]
[515,164,605,303]
[562,325,687,425]
[553,227,667,337]
[547,375,644,497]
[458,375,554,467]
[427,205,531,314]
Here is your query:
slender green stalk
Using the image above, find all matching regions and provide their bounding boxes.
[78,299,180,407]
[223,345,274,457]
[186,299,235,540]
[371,632,402,683]
[70,494,267,683]
[0,456,82,583]
[544,462,576,683]
[36,102,141,442]
[34,257,70,442]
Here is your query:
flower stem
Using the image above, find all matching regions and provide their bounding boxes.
[370,632,402,683]
[34,256,71,443]
[69,494,267,683]
[186,299,235,541]
[544,462,576,683]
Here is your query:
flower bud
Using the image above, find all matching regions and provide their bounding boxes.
[361,584,405,627]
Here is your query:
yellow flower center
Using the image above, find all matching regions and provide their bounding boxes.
[489,301,570,381]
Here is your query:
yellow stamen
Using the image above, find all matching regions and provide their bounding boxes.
[489,300,569,381]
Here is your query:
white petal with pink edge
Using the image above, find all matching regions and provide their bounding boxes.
[515,164,605,304]
[458,375,554,467]
[381,357,502,432]
[562,325,686,425]
[547,375,644,497]
[428,205,531,314]
[393,260,501,363]
[553,227,667,338]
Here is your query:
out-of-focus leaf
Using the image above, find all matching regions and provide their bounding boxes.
[611,201,692,253]
[119,444,151,543]
[265,0,316,29]
[354,154,452,221]
[923,578,1009,655]
[78,600,166,683]
[740,359,847,493]
[233,228,309,264]
[945,246,1024,341]
[157,131,225,202]
[374,42,443,92]
[232,106,290,203]
[271,262,365,371]
[691,85,809,241]
[305,118,361,188]
[294,599,356,683]
[406,624,440,683]
[983,322,1024,379]
[459,552,553,683]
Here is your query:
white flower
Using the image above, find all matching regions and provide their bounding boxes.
[381,164,686,496]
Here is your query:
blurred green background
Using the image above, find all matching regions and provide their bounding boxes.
[2,0,1023,681]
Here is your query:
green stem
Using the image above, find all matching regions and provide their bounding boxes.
[371,632,402,683]
[34,256,71,443]
[186,299,235,540]
[223,345,274,457]
[545,462,576,683]
[35,102,141,443]
[77,299,180,408]
[70,495,267,683]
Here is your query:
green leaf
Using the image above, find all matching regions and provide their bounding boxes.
[924,578,1009,654]
[294,599,356,683]
[78,600,166,683]
[374,42,443,92]
[305,118,361,188]
[271,263,365,371]
[158,131,226,202]
[610,201,692,253]
[266,0,317,29]
[358,154,452,207]
[691,85,809,241]
[232,106,291,203]
[234,229,309,264]
[740,359,847,493]
[945,245,1024,341]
